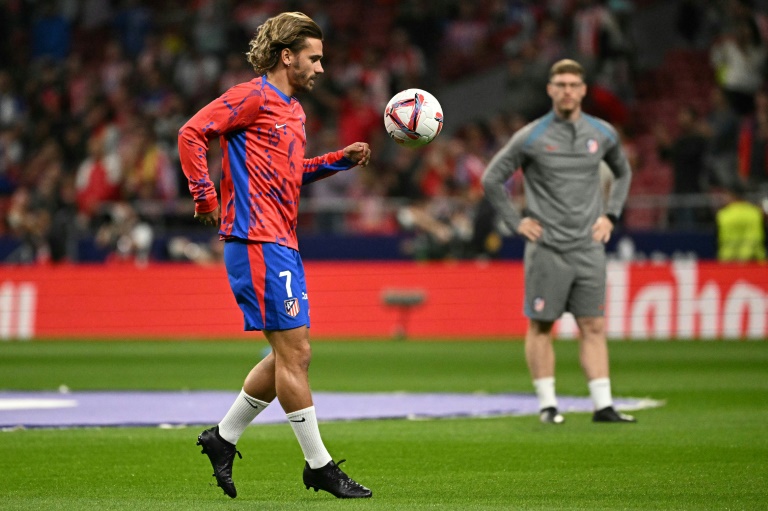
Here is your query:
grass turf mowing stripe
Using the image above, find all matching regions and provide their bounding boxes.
[0,340,766,510]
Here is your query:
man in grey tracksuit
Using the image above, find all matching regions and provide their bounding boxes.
[482,59,636,424]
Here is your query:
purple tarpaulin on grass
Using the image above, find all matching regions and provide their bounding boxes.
[0,391,655,429]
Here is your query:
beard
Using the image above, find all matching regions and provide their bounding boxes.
[290,66,316,94]
[555,99,580,119]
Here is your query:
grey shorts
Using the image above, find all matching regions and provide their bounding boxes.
[523,242,606,321]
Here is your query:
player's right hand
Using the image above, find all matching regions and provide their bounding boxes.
[194,207,220,227]
[517,217,543,242]
[344,142,371,167]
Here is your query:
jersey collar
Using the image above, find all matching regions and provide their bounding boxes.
[261,75,294,104]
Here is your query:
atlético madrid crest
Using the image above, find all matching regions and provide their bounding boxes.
[284,298,300,317]
[587,138,599,153]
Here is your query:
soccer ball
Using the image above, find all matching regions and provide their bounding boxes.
[383,88,444,148]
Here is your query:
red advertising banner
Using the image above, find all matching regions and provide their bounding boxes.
[0,261,765,340]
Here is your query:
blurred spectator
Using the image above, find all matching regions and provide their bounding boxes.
[440,0,489,80]
[396,188,475,260]
[31,2,71,63]
[395,135,486,260]
[730,0,768,43]
[168,234,224,264]
[191,0,231,57]
[121,121,177,202]
[75,130,123,219]
[5,147,71,263]
[711,18,766,115]
[82,99,121,155]
[490,0,541,59]
[64,54,98,118]
[534,17,567,64]
[153,92,188,172]
[384,27,427,93]
[138,67,173,119]
[113,0,152,58]
[586,79,631,129]
[382,145,424,200]
[674,0,729,49]
[449,131,487,199]
[1,0,765,263]
[504,43,551,120]
[347,166,399,235]
[95,201,154,265]
[574,0,635,102]
[27,62,68,143]
[58,122,88,175]
[737,89,768,189]
[219,52,255,93]
[6,188,52,263]
[100,40,132,100]
[0,126,23,195]
[136,32,181,77]
[703,86,742,190]
[232,0,281,38]
[0,71,25,129]
[173,47,221,104]
[716,183,766,261]
[304,128,360,233]
[655,105,711,228]
[350,48,391,112]
[21,138,62,191]
[48,173,78,262]
[337,84,381,148]
[573,0,626,70]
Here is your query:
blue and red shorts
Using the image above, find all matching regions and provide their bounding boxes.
[223,240,310,331]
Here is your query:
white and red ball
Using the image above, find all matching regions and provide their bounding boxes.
[383,88,444,148]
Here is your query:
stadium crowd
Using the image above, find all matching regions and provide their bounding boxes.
[0,0,765,264]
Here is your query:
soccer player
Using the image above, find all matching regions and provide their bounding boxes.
[481,59,636,424]
[177,12,372,499]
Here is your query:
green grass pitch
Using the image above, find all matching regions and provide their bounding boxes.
[1,339,766,510]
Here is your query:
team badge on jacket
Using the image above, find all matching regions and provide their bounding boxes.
[284,298,300,317]
[587,139,599,153]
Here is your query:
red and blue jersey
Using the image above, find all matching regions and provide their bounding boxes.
[178,76,356,250]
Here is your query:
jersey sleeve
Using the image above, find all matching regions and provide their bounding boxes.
[600,123,633,219]
[178,83,262,213]
[302,150,357,185]
[481,126,530,232]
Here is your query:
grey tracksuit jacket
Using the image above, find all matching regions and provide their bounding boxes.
[481,110,633,252]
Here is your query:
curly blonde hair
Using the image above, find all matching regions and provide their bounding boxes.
[246,12,323,75]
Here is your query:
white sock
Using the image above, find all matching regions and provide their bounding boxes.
[218,389,270,445]
[533,377,558,410]
[286,406,332,469]
[588,377,613,411]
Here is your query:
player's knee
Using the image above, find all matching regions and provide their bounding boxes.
[281,342,312,372]
[577,317,605,339]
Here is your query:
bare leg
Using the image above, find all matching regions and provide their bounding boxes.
[263,326,313,413]
[526,319,562,421]
[525,319,556,379]
[575,316,609,380]
[242,349,277,403]
[576,315,632,418]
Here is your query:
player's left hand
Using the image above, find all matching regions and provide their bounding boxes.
[195,207,220,227]
[344,142,371,167]
[592,215,613,243]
